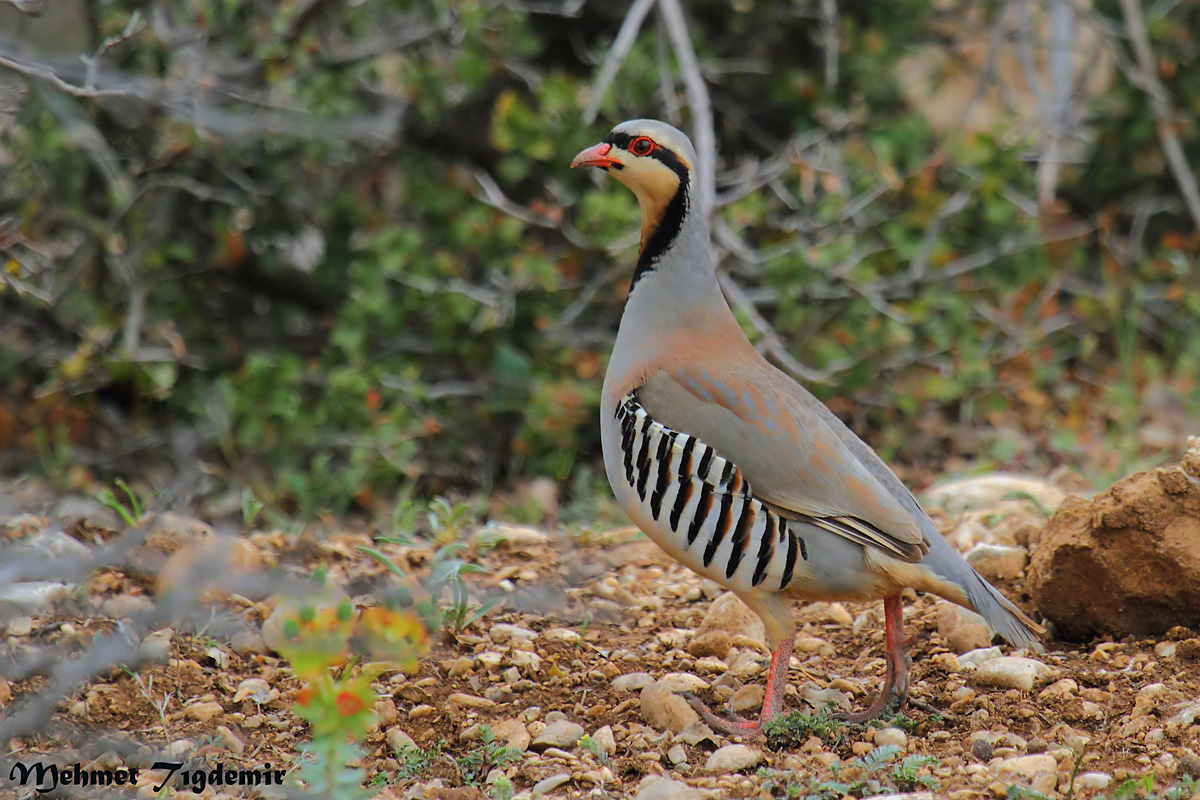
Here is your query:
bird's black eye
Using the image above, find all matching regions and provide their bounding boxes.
[630,137,655,156]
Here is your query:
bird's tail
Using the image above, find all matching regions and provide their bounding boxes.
[959,565,1045,651]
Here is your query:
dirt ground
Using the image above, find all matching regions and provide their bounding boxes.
[2,478,1200,800]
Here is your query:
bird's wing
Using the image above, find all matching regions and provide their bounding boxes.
[639,362,931,563]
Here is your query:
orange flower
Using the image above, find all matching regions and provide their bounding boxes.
[335,690,365,717]
[295,686,315,707]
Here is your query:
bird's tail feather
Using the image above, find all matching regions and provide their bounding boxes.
[962,567,1045,652]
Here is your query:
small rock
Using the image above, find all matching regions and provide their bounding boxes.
[6,616,33,637]
[687,630,731,659]
[612,672,656,692]
[231,629,266,654]
[673,721,718,747]
[640,683,699,734]
[387,727,416,753]
[936,604,992,654]
[656,673,709,693]
[1038,678,1078,700]
[543,627,580,644]
[0,677,11,707]
[970,657,1055,690]
[826,603,854,626]
[0,581,73,614]
[970,738,994,761]
[957,646,1003,668]
[667,743,688,765]
[1028,451,1200,640]
[695,593,766,645]
[183,701,223,722]
[530,720,584,751]
[449,693,495,710]
[233,678,277,705]
[873,727,907,749]
[704,744,762,773]
[591,725,616,757]
[138,629,173,661]
[635,776,704,800]
[532,773,571,798]
[1078,772,1112,790]
[155,535,262,602]
[216,725,245,756]
[730,684,764,713]
[994,754,1058,795]
[102,594,155,619]
[1177,750,1200,778]
[489,623,537,644]
[925,474,1065,516]
[30,530,91,559]
[965,543,1028,580]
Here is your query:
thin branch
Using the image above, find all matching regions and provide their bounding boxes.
[820,0,838,91]
[82,11,145,90]
[582,0,658,123]
[1117,0,1200,233]
[716,271,827,384]
[0,53,133,98]
[657,0,716,215]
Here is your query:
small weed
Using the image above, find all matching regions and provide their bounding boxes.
[890,753,941,793]
[579,733,610,765]
[455,726,521,786]
[396,740,443,782]
[760,744,939,800]
[241,488,265,528]
[763,707,844,749]
[98,479,148,527]
[1006,787,1052,800]
[490,775,515,800]
[426,542,499,633]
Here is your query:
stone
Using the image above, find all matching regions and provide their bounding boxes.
[387,727,416,753]
[1078,772,1112,790]
[489,623,537,644]
[231,629,266,654]
[687,630,731,659]
[0,581,73,614]
[730,684,764,713]
[6,616,33,637]
[970,657,1055,690]
[183,701,223,722]
[640,683,699,734]
[936,603,993,654]
[656,673,709,693]
[1038,678,1078,700]
[873,727,907,749]
[612,672,656,692]
[591,725,616,757]
[994,754,1058,795]
[530,720,584,751]
[1028,445,1200,639]
[233,678,276,704]
[965,543,1028,580]
[704,744,762,773]
[155,535,262,602]
[448,693,495,710]
[925,474,1066,517]
[695,592,766,645]
[674,721,718,747]
[102,594,154,619]
[957,646,1003,668]
[667,744,688,765]
[635,776,704,800]
[531,773,571,798]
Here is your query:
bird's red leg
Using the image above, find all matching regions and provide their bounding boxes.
[839,593,911,723]
[684,630,795,737]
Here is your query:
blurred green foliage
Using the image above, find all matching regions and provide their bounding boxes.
[1,0,1198,514]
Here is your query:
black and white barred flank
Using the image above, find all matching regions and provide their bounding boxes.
[615,391,808,593]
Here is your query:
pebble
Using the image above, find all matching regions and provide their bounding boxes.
[591,725,616,756]
[530,720,584,751]
[730,684,764,713]
[667,744,688,765]
[957,646,1003,668]
[640,683,699,734]
[612,672,656,692]
[0,581,73,614]
[215,725,245,756]
[101,594,154,619]
[449,692,496,710]
[826,603,854,626]
[489,623,537,644]
[1038,678,1078,700]
[183,701,223,722]
[704,744,762,773]
[543,627,581,643]
[233,678,276,704]
[970,657,1055,690]
[965,543,1028,579]
[873,727,907,749]
[6,616,33,637]
[936,604,992,654]
[656,673,709,693]
[386,728,416,753]
[695,593,766,645]
[531,773,571,798]
[1077,772,1112,790]
[687,630,731,659]
[635,776,704,800]
[231,630,266,654]
[994,754,1058,795]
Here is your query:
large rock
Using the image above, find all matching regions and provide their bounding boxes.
[1028,442,1200,639]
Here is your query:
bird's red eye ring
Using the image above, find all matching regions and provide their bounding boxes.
[630,137,656,156]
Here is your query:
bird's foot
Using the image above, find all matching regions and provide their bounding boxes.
[681,691,766,737]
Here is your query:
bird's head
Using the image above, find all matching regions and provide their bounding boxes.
[571,119,698,266]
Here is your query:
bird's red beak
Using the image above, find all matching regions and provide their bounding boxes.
[571,142,619,169]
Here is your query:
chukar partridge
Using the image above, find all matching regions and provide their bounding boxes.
[571,119,1043,736]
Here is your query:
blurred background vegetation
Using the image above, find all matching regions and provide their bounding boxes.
[1,0,1198,519]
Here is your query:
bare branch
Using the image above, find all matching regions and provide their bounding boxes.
[658,0,716,215]
[1117,0,1200,232]
[582,0,658,124]
[820,0,839,91]
[83,10,146,90]
[0,53,133,98]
